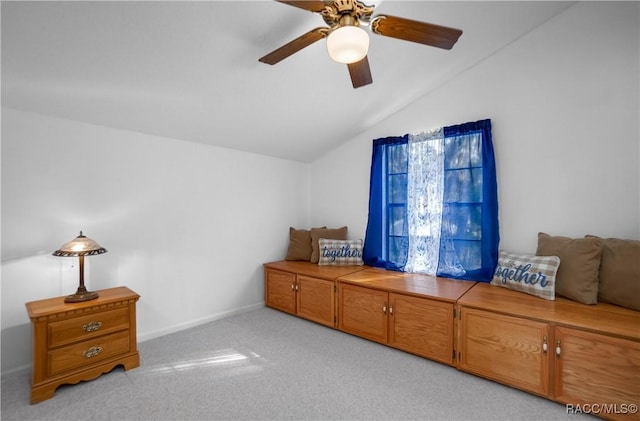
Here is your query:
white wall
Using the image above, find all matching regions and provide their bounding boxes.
[310,2,640,252]
[1,109,311,373]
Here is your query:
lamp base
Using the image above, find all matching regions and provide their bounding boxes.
[64,290,99,303]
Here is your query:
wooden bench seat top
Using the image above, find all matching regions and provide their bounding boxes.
[458,282,640,342]
[337,267,477,303]
[263,260,366,281]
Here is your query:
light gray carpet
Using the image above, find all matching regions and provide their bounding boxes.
[1,307,591,420]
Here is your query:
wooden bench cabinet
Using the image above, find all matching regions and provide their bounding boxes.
[337,269,476,366]
[26,286,140,404]
[263,261,365,328]
[457,283,640,420]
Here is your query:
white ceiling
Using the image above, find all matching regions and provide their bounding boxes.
[1,1,574,162]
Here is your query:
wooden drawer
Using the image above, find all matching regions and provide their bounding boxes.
[48,307,129,348]
[48,330,131,377]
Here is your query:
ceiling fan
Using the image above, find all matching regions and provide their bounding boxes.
[259,0,463,89]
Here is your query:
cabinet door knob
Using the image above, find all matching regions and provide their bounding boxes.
[382,304,387,314]
[542,336,548,353]
[556,339,561,356]
[83,321,102,332]
[83,346,102,358]
[389,305,393,315]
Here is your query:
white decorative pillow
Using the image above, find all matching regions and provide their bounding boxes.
[318,239,364,266]
[491,250,560,300]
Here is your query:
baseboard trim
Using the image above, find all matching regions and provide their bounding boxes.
[137,302,265,343]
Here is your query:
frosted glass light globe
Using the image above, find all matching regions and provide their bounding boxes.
[326,25,370,64]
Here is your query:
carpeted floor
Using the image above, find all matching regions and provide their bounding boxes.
[1,307,591,420]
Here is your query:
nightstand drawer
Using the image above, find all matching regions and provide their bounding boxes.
[48,330,130,377]
[48,307,129,347]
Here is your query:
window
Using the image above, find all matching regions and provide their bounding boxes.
[363,119,499,282]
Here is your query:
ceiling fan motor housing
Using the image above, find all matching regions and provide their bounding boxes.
[321,0,375,27]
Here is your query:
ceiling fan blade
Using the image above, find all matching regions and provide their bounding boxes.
[348,56,373,89]
[371,15,462,50]
[259,27,328,65]
[276,1,328,13]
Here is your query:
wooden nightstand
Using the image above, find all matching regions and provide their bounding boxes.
[25,286,140,403]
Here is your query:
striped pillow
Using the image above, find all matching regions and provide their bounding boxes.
[318,239,364,266]
[491,250,559,300]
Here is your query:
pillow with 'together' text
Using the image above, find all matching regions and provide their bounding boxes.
[491,250,560,300]
[318,239,364,266]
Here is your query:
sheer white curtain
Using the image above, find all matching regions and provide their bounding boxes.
[405,129,444,274]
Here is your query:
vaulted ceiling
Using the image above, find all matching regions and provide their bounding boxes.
[1,1,573,162]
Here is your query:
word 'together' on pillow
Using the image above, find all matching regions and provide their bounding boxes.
[285,226,326,261]
[310,226,348,264]
[318,238,364,266]
[587,235,640,311]
[491,250,560,300]
[536,232,602,305]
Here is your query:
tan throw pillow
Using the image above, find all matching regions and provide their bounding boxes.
[587,236,640,311]
[285,227,326,261]
[536,232,602,305]
[310,226,348,264]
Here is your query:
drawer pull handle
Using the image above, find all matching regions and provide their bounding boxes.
[83,346,102,358]
[83,321,102,332]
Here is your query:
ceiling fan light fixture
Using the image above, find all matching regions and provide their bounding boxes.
[326,25,369,64]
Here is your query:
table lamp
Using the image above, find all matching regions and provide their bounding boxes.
[53,231,107,303]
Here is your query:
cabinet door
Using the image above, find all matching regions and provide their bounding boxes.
[265,269,296,314]
[389,293,455,365]
[458,307,552,397]
[338,283,388,344]
[297,275,335,328]
[554,326,640,418]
